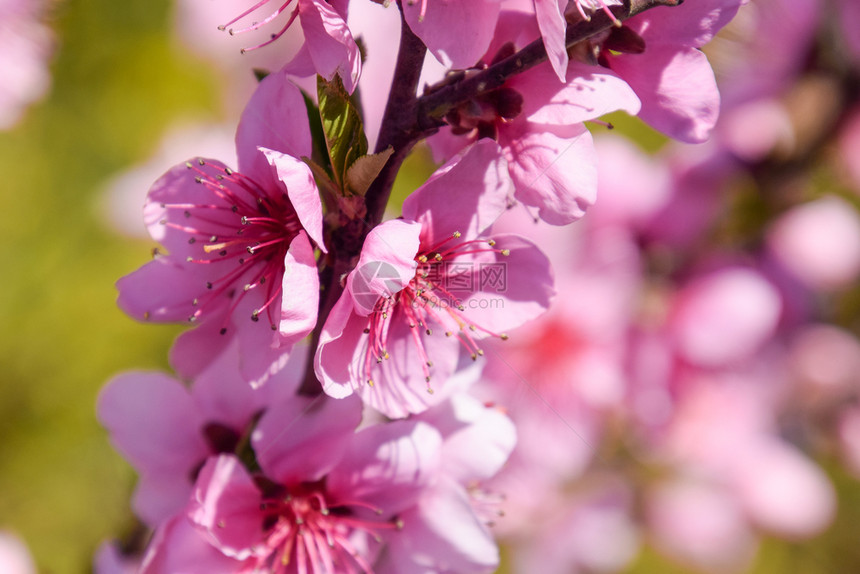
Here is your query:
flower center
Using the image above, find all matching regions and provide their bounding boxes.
[256,482,400,573]
[159,159,301,332]
[218,0,299,53]
[362,232,511,392]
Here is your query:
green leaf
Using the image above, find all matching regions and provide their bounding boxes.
[301,88,331,176]
[317,74,368,193]
[346,147,393,197]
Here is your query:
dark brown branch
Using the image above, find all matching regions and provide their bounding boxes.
[416,0,683,134]
[363,1,428,226]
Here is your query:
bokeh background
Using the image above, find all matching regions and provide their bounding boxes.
[2,0,860,572]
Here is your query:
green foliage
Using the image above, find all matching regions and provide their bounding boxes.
[317,75,369,194]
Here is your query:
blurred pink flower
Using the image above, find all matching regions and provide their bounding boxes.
[116,70,325,383]
[315,140,554,417]
[648,478,756,571]
[660,375,835,541]
[0,0,53,130]
[839,407,860,479]
[838,106,860,195]
[0,532,36,574]
[589,135,671,230]
[788,324,860,398]
[668,267,782,368]
[766,195,860,292]
[509,477,639,574]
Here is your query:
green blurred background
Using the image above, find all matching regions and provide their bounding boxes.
[2,0,860,572]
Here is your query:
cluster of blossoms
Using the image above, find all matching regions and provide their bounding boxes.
[95,0,860,572]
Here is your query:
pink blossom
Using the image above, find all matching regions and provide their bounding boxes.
[141,391,512,573]
[315,140,554,417]
[0,0,54,130]
[668,267,782,368]
[214,0,361,93]
[715,0,818,108]
[431,11,640,225]
[97,341,302,527]
[116,70,325,383]
[0,532,36,574]
[0,0,53,130]
[765,195,860,292]
[641,142,736,248]
[658,375,836,541]
[589,135,671,230]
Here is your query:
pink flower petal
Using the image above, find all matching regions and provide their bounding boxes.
[132,472,198,528]
[670,268,782,368]
[346,219,422,315]
[500,122,597,224]
[327,420,443,516]
[733,441,836,539]
[97,372,208,477]
[402,0,502,69]
[261,149,326,251]
[252,393,363,484]
[534,0,569,82]
[378,478,499,574]
[417,393,516,483]
[235,69,312,188]
[457,233,554,334]
[298,0,361,93]
[278,231,321,338]
[402,139,510,241]
[514,60,641,124]
[188,455,266,560]
[140,514,241,573]
[608,46,720,143]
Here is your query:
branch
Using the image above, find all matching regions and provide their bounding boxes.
[298,1,427,396]
[416,0,683,133]
[363,1,428,227]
